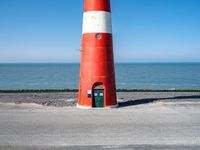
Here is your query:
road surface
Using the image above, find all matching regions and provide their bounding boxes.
[0,100,200,149]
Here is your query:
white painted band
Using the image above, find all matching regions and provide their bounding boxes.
[82,11,112,34]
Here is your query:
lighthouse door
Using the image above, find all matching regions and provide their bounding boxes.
[93,89,104,108]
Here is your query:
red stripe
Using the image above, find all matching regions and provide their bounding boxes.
[81,33,114,76]
[82,33,113,48]
[84,0,111,12]
[79,33,116,107]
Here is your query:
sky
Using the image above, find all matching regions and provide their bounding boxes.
[0,0,200,63]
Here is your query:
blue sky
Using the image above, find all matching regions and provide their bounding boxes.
[0,0,200,63]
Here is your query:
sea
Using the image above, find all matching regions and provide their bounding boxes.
[0,63,200,90]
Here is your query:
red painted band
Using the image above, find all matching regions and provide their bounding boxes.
[81,33,114,79]
[81,33,114,72]
[79,32,116,107]
[84,0,111,12]
[82,33,113,48]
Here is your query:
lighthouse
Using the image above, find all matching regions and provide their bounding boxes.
[77,0,117,108]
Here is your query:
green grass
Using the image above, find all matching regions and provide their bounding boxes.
[0,89,200,93]
[0,89,78,93]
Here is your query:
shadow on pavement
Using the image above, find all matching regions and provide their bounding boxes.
[118,95,200,108]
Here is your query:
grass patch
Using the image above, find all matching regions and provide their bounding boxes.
[0,89,78,93]
[117,89,200,92]
[0,89,200,93]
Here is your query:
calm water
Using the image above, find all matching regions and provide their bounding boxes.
[0,63,200,90]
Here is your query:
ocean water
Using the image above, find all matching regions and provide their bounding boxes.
[0,63,200,90]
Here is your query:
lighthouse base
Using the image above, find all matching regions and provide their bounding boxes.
[77,103,118,109]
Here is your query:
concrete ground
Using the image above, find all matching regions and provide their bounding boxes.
[0,99,200,149]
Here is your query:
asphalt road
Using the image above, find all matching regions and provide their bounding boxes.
[0,101,200,150]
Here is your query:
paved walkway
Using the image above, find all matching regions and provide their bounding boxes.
[0,101,200,149]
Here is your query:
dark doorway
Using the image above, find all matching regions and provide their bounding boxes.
[93,83,104,108]
[93,89,104,107]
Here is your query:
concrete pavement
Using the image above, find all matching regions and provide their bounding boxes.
[0,101,200,149]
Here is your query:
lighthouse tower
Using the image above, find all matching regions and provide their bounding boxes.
[77,0,117,108]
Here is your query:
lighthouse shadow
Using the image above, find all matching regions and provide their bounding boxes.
[118,95,200,108]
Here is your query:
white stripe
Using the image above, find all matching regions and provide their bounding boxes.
[82,11,112,34]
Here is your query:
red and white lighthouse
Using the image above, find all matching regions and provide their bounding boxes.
[77,0,117,108]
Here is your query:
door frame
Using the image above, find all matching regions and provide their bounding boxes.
[92,82,105,108]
